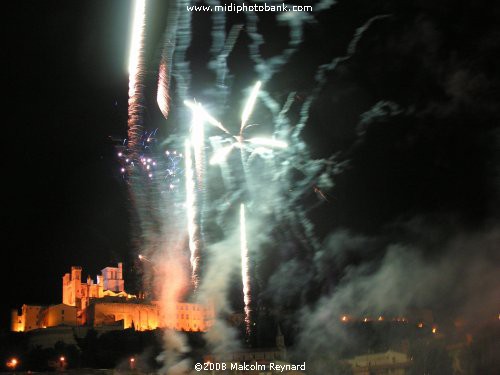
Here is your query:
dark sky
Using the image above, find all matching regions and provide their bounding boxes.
[4,1,133,328]
[3,0,499,330]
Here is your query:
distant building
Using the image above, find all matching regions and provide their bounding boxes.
[203,327,296,374]
[12,263,213,333]
[347,350,411,375]
[62,264,131,312]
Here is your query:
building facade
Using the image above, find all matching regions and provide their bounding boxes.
[347,350,411,375]
[12,263,213,333]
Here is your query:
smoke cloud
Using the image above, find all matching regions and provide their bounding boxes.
[264,222,500,372]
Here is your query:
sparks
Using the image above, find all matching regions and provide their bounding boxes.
[127,0,147,157]
[240,81,262,134]
[184,100,230,134]
[157,58,170,119]
[240,203,251,336]
[185,140,200,289]
[128,0,146,75]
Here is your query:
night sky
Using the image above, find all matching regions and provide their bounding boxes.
[3,0,499,332]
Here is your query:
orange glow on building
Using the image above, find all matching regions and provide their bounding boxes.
[12,263,214,333]
[159,301,214,332]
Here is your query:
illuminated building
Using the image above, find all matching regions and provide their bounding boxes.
[347,350,411,375]
[11,304,78,332]
[12,263,213,333]
[11,305,43,332]
[204,325,288,365]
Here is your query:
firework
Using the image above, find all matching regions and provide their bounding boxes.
[184,100,231,135]
[138,254,152,263]
[120,0,377,361]
[187,105,206,188]
[185,139,201,289]
[187,81,288,167]
[240,81,262,134]
[240,203,251,336]
[127,0,147,159]
[157,57,170,120]
[116,129,184,190]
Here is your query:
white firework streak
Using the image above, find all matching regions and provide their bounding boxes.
[127,0,147,159]
[157,59,170,120]
[185,139,200,290]
[185,100,235,189]
[189,106,206,188]
[156,0,180,121]
[240,81,262,135]
[240,203,251,336]
[184,100,231,135]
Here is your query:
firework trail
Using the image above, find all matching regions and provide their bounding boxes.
[156,0,180,120]
[185,139,201,289]
[243,4,307,83]
[171,0,192,101]
[188,107,206,188]
[210,22,243,109]
[184,101,231,135]
[239,81,262,201]
[127,0,147,159]
[200,81,284,167]
[138,254,152,263]
[125,0,169,264]
[126,2,196,371]
[240,203,251,337]
[184,103,213,291]
[217,24,243,83]
[157,60,170,120]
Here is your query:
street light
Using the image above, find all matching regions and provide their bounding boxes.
[6,358,18,371]
[59,356,66,371]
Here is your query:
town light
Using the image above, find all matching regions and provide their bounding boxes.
[59,356,67,370]
[6,358,18,370]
